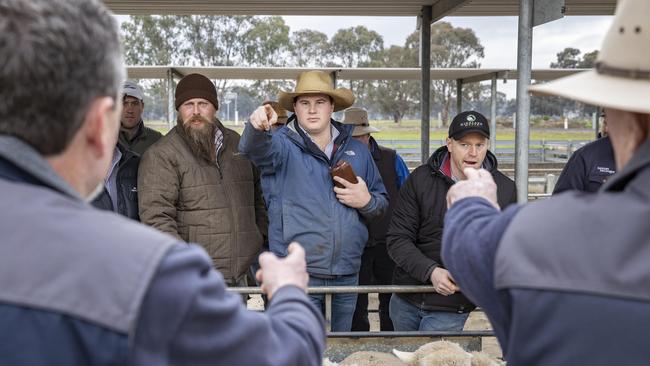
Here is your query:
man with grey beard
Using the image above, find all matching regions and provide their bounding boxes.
[138,73,268,287]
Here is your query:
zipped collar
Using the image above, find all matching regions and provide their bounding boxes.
[283,116,353,165]
[0,135,82,200]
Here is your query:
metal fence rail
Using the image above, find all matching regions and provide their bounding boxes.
[376,139,589,163]
[231,285,496,361]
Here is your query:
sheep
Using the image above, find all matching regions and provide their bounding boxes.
[393,340,502,366]
[323,351,406,366]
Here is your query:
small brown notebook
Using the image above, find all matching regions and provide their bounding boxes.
[330,160,358,188]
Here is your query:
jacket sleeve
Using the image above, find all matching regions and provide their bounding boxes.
[386,172,437,283]
[238,122,286,175]
[394,153,410,189]
[357,150,389,222]
[137,148,182,240]
[553,150,587,194]
[442,197,521,353]
[129,244,326,366]
[253,165,269,245]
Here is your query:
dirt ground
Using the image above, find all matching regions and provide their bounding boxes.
[247,293,502,359]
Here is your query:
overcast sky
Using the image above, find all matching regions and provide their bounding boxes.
[118,14,612,98]
[283,15,612,97]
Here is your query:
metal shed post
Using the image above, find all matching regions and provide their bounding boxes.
[420,6,432,164]
[515,0,533,203]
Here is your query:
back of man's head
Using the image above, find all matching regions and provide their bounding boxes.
[0,0,124,155]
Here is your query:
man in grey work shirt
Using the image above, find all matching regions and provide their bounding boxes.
[0,0,325,365]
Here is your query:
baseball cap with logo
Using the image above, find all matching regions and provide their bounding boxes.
[448,111,490,140]
[123,80,144,101]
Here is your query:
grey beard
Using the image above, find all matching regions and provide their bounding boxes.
[84,182,105,203]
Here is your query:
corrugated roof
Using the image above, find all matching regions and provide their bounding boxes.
[105,0,616,17]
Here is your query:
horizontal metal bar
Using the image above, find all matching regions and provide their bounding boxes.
[229,285,437,294]
[328,330,494,338]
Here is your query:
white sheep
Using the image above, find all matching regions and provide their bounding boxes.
[323,351,406,366]
[393,340,502,366]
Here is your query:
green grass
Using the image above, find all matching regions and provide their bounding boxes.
[146,119,597,142]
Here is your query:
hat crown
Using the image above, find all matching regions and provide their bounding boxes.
[598,0,650,72]
[294,70,335,93]
[343,107,369,126]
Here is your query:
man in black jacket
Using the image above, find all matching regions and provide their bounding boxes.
[386,111,516,331]
[92,142,140,221]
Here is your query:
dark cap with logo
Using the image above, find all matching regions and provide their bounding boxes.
[448,111,490,139]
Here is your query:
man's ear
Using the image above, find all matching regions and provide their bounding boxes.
[446,137,453,151]
[82,96,118,159]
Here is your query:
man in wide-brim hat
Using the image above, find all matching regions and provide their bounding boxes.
[439,1,650,364]
[239,70,389,331]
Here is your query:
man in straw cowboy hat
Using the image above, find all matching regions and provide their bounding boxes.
[342,107,409,332]
[239,70,388,331]
[440,0,650,364]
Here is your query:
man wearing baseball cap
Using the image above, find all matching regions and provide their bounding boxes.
[443,1,650,363]
[118,80,162,156]
[138,73,268,288]
[387,110,516,332]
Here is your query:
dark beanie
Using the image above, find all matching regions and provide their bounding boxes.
[175,73,219,110]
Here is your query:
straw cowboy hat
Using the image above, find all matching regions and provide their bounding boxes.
[529,0,650,114]
[279,70,355,112]
[342,107,380,136]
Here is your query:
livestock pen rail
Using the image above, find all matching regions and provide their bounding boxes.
[230,285,497,362]
[376,139,590,164]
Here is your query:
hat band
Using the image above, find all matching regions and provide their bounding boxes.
[596,62,650,80]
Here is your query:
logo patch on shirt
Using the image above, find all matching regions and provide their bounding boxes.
[344,150,356,156]
[597,166,616,174]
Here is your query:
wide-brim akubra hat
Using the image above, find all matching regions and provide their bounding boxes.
[529,0,650,114]
[342,107,380,136]
[279,70,355,112]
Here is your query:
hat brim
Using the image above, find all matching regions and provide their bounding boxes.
[450,129,490,140]
[278,89,355,112]
[529,70,650,114]
[352,125,381,136]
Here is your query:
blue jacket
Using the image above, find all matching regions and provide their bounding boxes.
[239,119,388,276]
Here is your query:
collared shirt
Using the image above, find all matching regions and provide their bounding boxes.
[214,127,224,159]
[105,148,122,212]
[298,124,339,159]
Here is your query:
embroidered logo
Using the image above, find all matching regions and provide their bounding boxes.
[344,150,356,156]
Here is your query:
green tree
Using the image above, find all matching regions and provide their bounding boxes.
[121,16,185,120]
[242,16,291,67]
[368,45,419,124]
[406,22,485,125]
[290,29,329,67]
[329,26,384,106]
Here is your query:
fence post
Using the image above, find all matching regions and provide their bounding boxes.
[325,293,332,332]
[546,173,558,194]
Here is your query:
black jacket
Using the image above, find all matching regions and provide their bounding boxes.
[92,143,140,221]
[553,136,616,194]
[387,146,516,312]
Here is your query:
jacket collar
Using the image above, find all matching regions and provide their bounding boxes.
[0,135,82,200]
[602,139,650,192]
[283,116,353,162]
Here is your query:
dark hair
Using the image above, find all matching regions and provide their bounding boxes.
[0,0,125,155]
